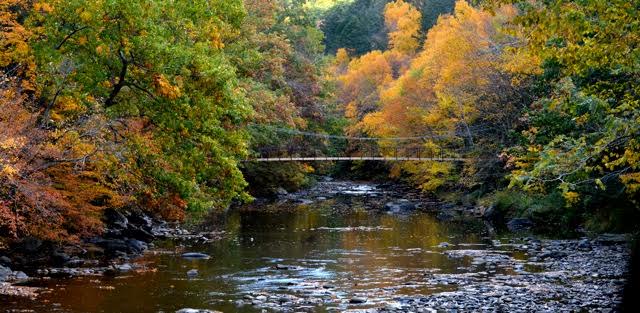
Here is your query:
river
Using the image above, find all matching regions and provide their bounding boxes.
[0,181,630,312]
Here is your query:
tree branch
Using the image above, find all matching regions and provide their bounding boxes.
[104,50,129,108]
[55,25,90,50]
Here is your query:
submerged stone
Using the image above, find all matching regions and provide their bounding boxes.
[349,297,367,304]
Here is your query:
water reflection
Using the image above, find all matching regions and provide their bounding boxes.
[1,201,491,312]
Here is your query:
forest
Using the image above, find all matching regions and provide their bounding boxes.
[1,0,639,246]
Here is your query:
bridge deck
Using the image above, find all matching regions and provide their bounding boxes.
[246,157,469,162]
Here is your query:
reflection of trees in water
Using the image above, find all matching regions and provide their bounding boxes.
[336,211,487,285]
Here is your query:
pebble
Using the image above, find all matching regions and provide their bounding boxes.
[187,269,198,277]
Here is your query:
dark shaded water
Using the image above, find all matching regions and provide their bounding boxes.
[2,187,512,312]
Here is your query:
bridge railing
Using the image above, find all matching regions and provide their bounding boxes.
[250,145,464,161]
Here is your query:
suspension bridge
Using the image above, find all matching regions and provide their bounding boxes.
[246,127,478,162]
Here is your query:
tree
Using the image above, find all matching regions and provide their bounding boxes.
[503,0,640,218]
[28,0,252,213]
[384,0,422,54]
[321,0,455,55]
[231,0,341,195]
[333,0,422,138]
[356,1,522,191]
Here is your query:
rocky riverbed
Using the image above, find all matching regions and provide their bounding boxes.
[222,235,629,312]
[0,180,632,312]
[246,179,455,215]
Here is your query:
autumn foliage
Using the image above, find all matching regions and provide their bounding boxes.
[331,0,640,230]
[0,0,251,245]
[2,0,639,245]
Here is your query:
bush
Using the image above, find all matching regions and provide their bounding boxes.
[241,162,314,197]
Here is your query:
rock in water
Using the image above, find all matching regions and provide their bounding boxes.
[176,309,221,313]
[14,271,28,280]
[187,269,199,277]
[181,252,211,260]
[295,198,314,205]
[349,297,367,304]
[117,263,133,272]
[275,264,289,270]
[278,296,289,303]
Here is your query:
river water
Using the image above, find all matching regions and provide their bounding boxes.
[0,181,629,312]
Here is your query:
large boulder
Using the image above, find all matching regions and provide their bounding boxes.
[126,210,154,231]
[96,239,133,256]
[104,208,129,230]
[122,225,155,242]
[103,208,156,242]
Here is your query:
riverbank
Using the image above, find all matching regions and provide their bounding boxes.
[0,208,224,297]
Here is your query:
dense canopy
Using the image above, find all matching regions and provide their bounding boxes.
[1,0,639,246]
